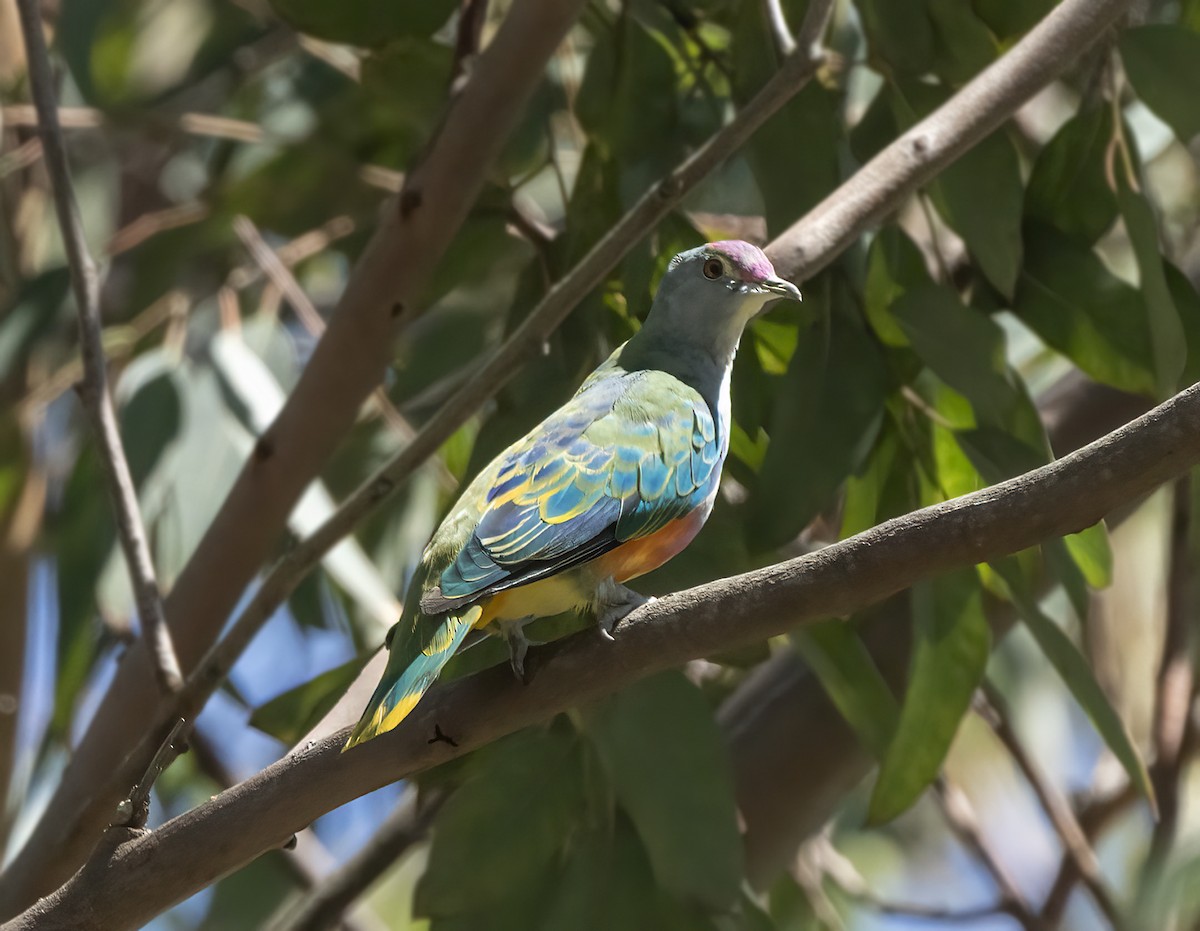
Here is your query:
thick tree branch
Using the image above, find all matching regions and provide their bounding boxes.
[9,378,1200,931]
[14,0,183,695]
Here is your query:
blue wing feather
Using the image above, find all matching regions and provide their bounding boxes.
[424,364,722,612]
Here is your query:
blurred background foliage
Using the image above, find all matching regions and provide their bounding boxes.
[3,0,1200,928]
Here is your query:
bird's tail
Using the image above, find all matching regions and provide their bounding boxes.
[343,605,482,751]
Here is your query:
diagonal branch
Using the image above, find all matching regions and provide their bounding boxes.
[14,0,183,695]
[9,372,1200,931]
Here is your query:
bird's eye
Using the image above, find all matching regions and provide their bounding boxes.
[702,257,724,280]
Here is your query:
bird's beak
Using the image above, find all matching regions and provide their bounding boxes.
[761,276,802,302]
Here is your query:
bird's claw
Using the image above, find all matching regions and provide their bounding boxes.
[501,618,539,684]
[594,577,655,641]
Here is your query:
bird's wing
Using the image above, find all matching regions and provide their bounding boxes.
[420,368,720,613]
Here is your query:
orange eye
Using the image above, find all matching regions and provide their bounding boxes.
[702,257,724,280]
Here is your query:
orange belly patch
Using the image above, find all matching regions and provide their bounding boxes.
[592,510,706,584]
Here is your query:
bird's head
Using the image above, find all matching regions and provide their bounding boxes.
[639,240,801,362]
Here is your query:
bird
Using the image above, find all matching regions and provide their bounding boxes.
[344,240,801,749]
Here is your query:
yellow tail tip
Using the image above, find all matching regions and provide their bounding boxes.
[340,689,423,752]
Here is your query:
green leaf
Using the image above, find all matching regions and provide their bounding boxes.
[268,0,456,45]
[927,0,996,85]
[863,227,931,347]
[1121,25,1200,145]
[993,561,1155,810]
[857,0,934,74]
[748,276,888,550]
[583,672,743,912]
[417,727,586,916]
[731,5,840,234]
[1063,523,1113,590]
[1166,261,1200,388]
[972,0,1054,40]
[868,568,991,823]
[1116,174,1186,397]
[891,81,1023,296]
[1025,106,1119,244]
[792,621,899,758]
[892,284,1016,426]
[249,657,369,744]
[1014,223,1156,395]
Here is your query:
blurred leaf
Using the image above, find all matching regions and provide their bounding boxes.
[856,0,934,73]
[927,0,996,85]
[1025,106,1119,244]
[868,568,990,823]
[1166,261,1200,387]
[891,81,1023,296]
[1014,223,1156,395]
[993,561,1155,808]
[210,332,400,635]
[197,850,296,930]
[1063,522,1113,590]
[249,656,369,744]
[1120,25,1200,145]
[417,727,585,916]
[792,620,899,757]
[49,447,112,734]
[863,227,930,347]
[0,269,70,375]
[1116,174,1186,397]
[357,37,456,165]
[972,0,1054,39]
[269,0,455,45]
[583,672,742,912]
[748,277,888,550]
[731,4,840,233]
[840,427,900,537]
[892,284,1016,426]
[96,349,185,624]
[114,349,184,488]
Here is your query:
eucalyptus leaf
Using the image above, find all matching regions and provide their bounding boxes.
[1121,25,1200,145]
[417,727,586,916]
[1025,106,1119,244]
[868,568,991,824]
[993,561,1155,809]
[583,673,743,912]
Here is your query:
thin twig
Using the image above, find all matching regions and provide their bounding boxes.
[451,0,489,88]
[113,719,187,829]
[809,831,1013,926]
[1041,782,1140,924]
[976,686,1126,929]
[14,0,183,695]
[934,779,1045,931]
[763,0,797,57]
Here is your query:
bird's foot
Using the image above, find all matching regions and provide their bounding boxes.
[500,618,540,683]
[594,577,655,641]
